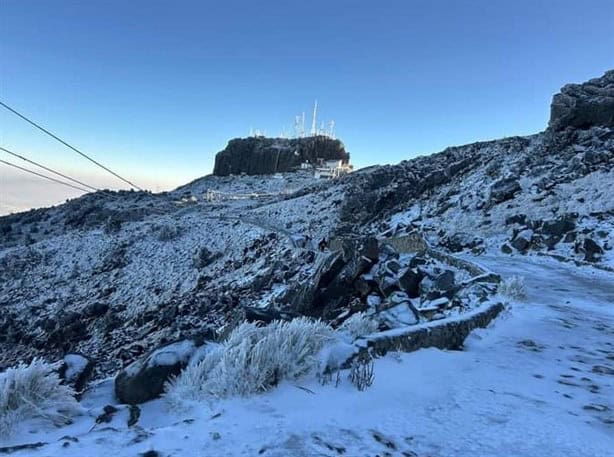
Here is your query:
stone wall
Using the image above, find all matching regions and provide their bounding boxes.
[340,301,505,369]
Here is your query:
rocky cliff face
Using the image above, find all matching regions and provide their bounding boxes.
[549,70,614,130]
[213,135,349,176]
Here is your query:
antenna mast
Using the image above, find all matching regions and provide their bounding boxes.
[301,112,305,137]
[310,100,318,136]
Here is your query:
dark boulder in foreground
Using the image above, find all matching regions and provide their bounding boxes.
[115,340,196,404]
[213,135,349,176]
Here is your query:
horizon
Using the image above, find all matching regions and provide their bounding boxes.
[1,0,613,214]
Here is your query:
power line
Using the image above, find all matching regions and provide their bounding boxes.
[0,101,144,191]
[0,146,100,192]
[0,158,90,193]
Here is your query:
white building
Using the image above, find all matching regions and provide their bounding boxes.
[314,159,352,179]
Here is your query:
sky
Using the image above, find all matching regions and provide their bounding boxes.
[1,0,613,214]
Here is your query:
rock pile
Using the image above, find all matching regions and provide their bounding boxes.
[277,236,499,331]
[502,212,610,262]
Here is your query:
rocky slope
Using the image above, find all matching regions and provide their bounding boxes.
[0,70,612,386]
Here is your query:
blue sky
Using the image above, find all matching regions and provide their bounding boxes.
[1,0,613,210]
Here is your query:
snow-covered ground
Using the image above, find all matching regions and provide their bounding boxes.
[3,254,612,456]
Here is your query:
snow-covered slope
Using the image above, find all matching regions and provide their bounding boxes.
[1,69,613,454]
[3,256,613,456]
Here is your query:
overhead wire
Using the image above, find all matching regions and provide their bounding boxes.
[0,158,90,193]
[0,100,144,190]
[0,146,100,192]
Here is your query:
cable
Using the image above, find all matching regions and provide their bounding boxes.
[0,158,90,193]
[0,101,144,191]
[0,146,100,192]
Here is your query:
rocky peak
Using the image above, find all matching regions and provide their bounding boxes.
[213,135,349,176]
[549,69,614,131]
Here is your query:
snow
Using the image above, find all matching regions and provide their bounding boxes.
[3,254,612,456]
[63,354,90,382]
[147,340,196,369]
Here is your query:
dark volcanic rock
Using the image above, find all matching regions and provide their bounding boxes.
[213,135,349,176]
[59,353,94,394]
[115,340,196,404]
[582,238,604,262]
[549,70,614,131]
[511,229,532,253]
[398,268,422,298]
[490,177,521,204]
[542,215,576,237]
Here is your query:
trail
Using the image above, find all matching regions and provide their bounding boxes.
[5,255,613,456]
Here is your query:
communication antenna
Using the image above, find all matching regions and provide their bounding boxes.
[301,112,306,137]
[294,116,300,138]
[329,120,335,139]
[310,100,318,136]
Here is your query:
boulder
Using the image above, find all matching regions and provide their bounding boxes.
[86,302,109,318]
[582,238,604,262]
[500,243,513,254]
[398,267,422,298]
[511,229,533,252]
[377,292,420,328]
[378,303,420,328]
[373,261,400,297]
[115,340,196,404]
[549,70,614,131]
[360,236,379,263]
[418,268,457,301]
[505,214,527,226]
[425,270,457,300]
[243,306,297,323]
[542,215,576,237]
[440,232,483,252]
[59,353,94,394]
[490,177,521,204]
[193,247,221,269]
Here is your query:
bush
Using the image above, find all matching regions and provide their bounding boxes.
[165,318,335,404]
[156,224,182,242]
[0,358,81,438]
[498,275,527,301]
[337,312,379,342]
[349,356,375,392]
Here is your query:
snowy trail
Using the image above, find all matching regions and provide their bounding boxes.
[4,255,613,456]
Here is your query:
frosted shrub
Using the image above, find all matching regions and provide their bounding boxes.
[0,358,81,438]
[165,318,335,404]
[156,224,182,241]
[337,312,379,342]
[349,356,375,392]
[498,275,527,301]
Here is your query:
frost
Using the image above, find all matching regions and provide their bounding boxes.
[165,318,335,405]
[498,275,528,301]
[337,312,379,342]
[0,358,81,438]
[62,354,89,383]
[147,340,196,369]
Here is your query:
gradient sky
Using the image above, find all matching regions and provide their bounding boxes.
[1,0,613,213]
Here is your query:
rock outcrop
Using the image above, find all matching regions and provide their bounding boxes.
[549,70,614,131]
[213,135,349,176]
[115,340,196,404]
